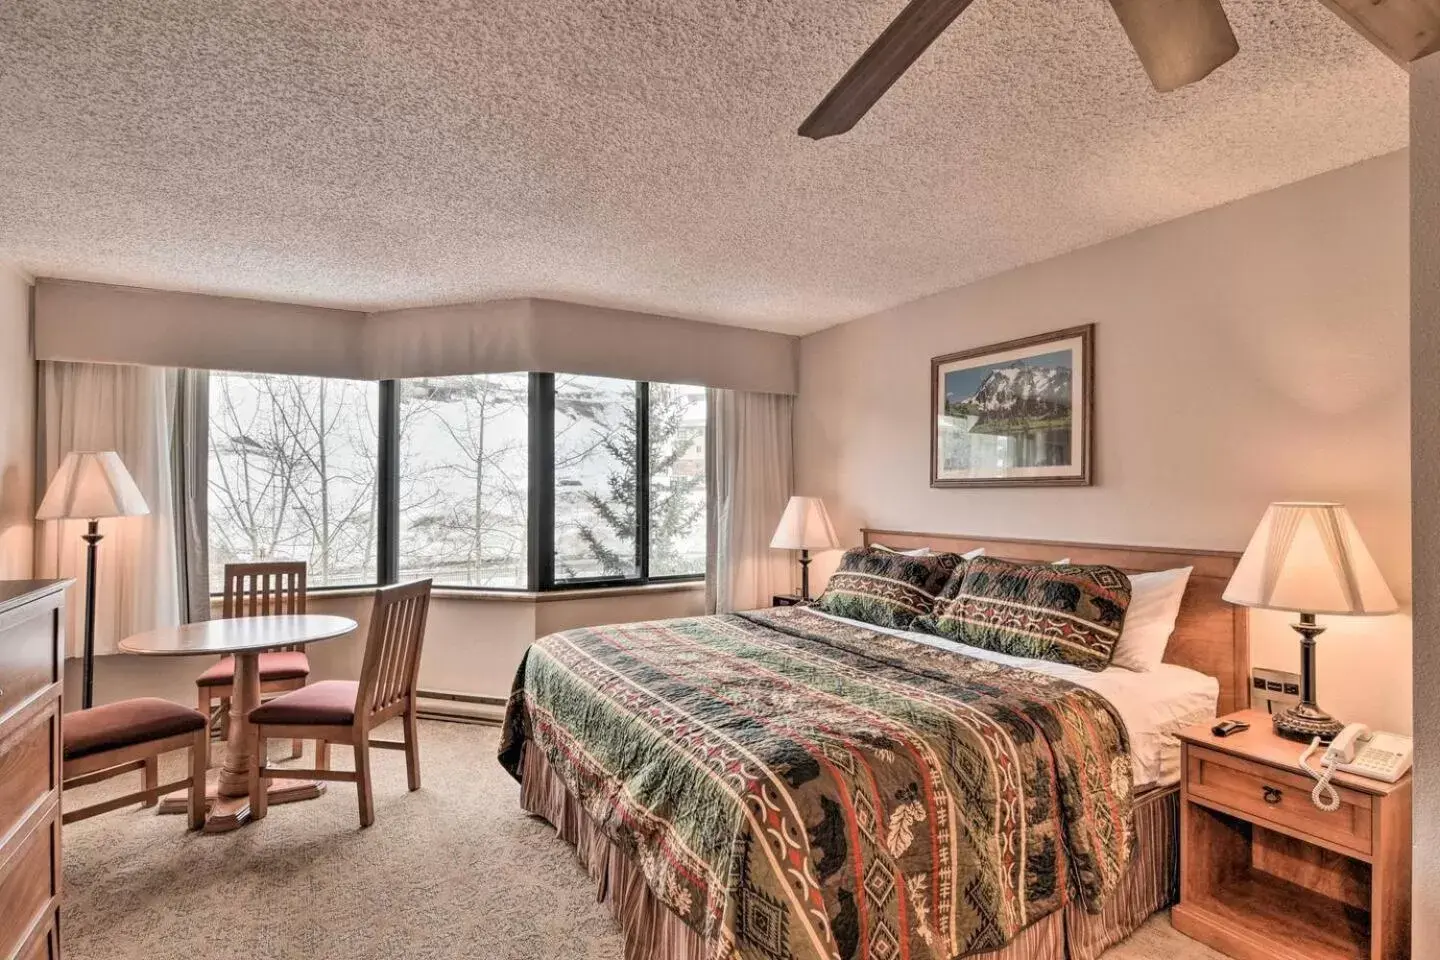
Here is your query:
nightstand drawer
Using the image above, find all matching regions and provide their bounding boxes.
[1187,747,1373,856]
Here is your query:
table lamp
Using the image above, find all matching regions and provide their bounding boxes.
[769,496,839,601]
[36,451,150,709]
[1223,502,1396,742]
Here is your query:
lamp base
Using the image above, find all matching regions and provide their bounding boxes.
[1272,702,1344,743]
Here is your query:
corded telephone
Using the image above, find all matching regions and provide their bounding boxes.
[1298,724,1413,811]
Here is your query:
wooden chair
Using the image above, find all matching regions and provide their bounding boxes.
[248,579,432,828]
[62,697,208,829]
[197,561,310,765]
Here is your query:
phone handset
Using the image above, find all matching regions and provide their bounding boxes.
[1299,724,1370,812]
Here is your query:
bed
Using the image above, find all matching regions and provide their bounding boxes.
[500,530,1248,960]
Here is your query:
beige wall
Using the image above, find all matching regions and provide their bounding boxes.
[0,265,34,579]
[72,587,706,708]
[797,151,1412,734]
[1409,50,1440,957]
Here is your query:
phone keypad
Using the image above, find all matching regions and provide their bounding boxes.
[1351,750,1401,777]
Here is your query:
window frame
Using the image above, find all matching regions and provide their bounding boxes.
[206,371,708,597]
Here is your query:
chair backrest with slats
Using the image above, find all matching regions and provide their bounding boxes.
[356,579,433,722]
[221,562,308,652]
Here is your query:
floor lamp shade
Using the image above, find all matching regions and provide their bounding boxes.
[36,452,150,709]
[770,496,839,601]
[1223,502,1396,741]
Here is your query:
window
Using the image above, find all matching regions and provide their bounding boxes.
[207,372,380,590]
[648,383,706,578]
[205,371,706,593]
[396,374,529,587]
[546,376,706,586]
[553,375,641,582]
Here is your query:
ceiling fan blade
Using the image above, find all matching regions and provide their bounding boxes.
[1316,0,1440,65]
[799,0,979,140]
[1108,0,1239,93]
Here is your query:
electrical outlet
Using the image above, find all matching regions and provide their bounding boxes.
[1251,667,1301,713]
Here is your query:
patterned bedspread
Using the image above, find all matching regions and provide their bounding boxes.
[499,607,1135,960]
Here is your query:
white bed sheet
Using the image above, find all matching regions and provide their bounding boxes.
[806,609,1219,789]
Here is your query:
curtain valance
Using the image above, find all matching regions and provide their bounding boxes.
[35,280,799,395]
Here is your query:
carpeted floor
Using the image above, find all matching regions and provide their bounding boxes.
[63,720,1226,960]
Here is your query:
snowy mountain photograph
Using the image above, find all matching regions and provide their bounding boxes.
[931,326,1092,487]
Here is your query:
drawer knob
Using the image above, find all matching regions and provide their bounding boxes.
[1262,786,1282,805]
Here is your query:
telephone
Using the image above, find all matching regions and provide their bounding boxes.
[1299,724,1413,811]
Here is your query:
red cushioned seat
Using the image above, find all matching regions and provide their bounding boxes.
[195,650,310,687]
[248,680,358,726]
[63,698,209,760]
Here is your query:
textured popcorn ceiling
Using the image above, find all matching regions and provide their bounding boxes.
[0,0,1409,334]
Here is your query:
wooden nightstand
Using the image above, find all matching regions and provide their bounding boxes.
[1173,709,1411,960]
[772,594,804,606]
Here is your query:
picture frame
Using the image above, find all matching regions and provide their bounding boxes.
[930,324,1094,488]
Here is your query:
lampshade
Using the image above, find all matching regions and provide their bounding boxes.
[1223,502,1396,616]
[770,496,839,551]
[36,451,150,521]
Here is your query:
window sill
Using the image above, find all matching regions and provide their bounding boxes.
[211,581,706,606]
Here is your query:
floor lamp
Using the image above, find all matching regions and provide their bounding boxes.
[36,451,150,710]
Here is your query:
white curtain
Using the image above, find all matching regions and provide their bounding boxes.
[36,361,182,658]
[706,389,794,613]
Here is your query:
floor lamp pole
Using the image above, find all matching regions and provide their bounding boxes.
[81,518,102,710]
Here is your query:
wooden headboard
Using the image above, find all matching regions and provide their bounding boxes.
[861,528,1250,716]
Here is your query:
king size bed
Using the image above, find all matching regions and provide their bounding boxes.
[500,530,1249,960]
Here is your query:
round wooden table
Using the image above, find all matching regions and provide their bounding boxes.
[119,615,357,832]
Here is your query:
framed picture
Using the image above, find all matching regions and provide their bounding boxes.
[930,324,1093,487]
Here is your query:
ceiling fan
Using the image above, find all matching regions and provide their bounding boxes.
[798,0,1440,140]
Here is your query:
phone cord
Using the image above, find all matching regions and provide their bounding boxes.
[1299,738,1342,812]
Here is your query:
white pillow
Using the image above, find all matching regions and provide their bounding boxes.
[872,544,933,556]
[1109,566,1193,672]
[872,545,985,559]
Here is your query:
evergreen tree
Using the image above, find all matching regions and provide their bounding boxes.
[573,383,705,577]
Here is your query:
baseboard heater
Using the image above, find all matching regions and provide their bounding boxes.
[415,689,507,725]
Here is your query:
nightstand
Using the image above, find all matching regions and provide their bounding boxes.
[1173,709,1411,960]
[771,594,804,607]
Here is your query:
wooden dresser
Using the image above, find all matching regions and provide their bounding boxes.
[0,580,69,960]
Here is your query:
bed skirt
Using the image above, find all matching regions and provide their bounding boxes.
[519,744,1179,960]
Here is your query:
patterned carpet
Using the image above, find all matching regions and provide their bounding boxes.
[62,720,1226,960]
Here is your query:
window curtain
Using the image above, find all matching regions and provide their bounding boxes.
[170,369,210,623]
[705,389,794,613]
[36,361,183,657]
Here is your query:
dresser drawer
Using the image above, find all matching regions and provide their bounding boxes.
[0,705,59,848]
[0,607,61,730]
[0,812,60,955]
[1186,746,1373,856]
[15,913,58,960]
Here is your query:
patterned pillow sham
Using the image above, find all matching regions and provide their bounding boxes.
[918,555,1132,671]
[812,547,963,630]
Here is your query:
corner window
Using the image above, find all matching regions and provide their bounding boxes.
[204,371,706,593]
